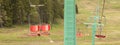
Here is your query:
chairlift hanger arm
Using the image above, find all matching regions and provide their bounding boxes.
[29,0,44,7]
[101,0,106,17]
[30,5,44,7]
[101,0,106,24]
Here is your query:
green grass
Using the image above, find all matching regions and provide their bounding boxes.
[0,24,64,45]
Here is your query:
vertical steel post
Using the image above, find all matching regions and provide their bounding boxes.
[64,0,76,45]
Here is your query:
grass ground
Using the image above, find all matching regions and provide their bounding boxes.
[0,0,120,45]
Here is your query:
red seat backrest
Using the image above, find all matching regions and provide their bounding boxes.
[30,25,38,32]
[41,24,51,31]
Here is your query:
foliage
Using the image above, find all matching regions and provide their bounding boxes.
[0,0,64,27]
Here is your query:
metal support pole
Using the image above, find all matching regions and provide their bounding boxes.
[92,17,97,45]
[64,0,76,45]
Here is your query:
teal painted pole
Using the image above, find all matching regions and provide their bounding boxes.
[92,0,100,45]
[64,0,76,45]
[92,18,97,45]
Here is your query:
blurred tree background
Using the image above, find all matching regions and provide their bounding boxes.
[0,0,64,27]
